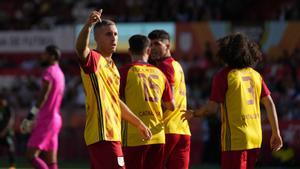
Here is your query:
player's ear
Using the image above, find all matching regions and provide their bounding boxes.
[165,41,170,51]
[146,47,151,56]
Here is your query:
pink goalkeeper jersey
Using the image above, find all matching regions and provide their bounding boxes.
[36,63,65,126]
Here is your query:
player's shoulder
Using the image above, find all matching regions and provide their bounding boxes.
[90,49,102,57]
[133,62,166,77]
[248,67,261,76]
[158,57,176,72]
[130,62,157,69]
[159,57,174,66]
[88,49,103,64]
[46,63,62,75]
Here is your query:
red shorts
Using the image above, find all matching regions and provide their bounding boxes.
[87,141,125,169]
[221,148,260,169]
[164,134,191,169]
[123,144,164,169]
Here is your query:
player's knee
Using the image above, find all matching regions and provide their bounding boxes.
[25,150,38,161]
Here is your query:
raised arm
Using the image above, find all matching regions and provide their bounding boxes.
[75,10,102,63]
[261,95,283,151]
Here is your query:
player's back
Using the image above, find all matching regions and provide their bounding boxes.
[120,61,168,146]
[216,67,263,151]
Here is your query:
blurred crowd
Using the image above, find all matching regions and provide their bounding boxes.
[0,0,300,30]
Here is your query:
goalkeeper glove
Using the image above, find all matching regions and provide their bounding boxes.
[20,106,39,134]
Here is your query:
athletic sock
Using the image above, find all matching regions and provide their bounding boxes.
[30,157,48,169]
[48,162,58,169]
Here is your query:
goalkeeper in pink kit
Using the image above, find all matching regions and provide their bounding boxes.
[20,45,65,169]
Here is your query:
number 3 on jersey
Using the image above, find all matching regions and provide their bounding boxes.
[138,73,159,102]
[242,76,255,105]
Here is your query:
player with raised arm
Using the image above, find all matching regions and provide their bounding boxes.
[185,33,283,169]
[75,10,151,169]
[148,30,191,169]
[120,35,175,169]
[20,45,65,169]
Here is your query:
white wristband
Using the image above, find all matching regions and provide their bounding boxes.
[30,106,39,115]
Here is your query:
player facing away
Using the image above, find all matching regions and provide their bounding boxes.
[119,35,175,169]
[20,45,65,169]
[185,33,283,169]
[75,10,151,169]
[0,93,16,169]
[148,30,191,169]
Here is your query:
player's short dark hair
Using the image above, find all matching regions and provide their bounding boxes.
[94,19,116,33]
[148,29,170,41]
[217,33,262,69]
[129,35,150,55]
[45,45,61,60]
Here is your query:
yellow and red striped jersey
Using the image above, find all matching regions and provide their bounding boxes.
[210,67,270,151]
[157,57,191,136]
[120,61,173,146]
[80,50,122,145]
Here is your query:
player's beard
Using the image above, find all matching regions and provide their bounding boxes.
[40,60,50,67]
[148,57,158,65]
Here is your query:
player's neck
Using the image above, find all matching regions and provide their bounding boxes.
[95,47,113,58]
[97,49,113,63]
[132,55,147,63]
[102,54,113,65]
[49,60,58,65]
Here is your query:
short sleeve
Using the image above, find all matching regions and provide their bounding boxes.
[261,79,271,98]
[42,69,52,82]
[158,59,175,86]
[162,79,173,102]
[79,50,100,74]
[209,69,229,103]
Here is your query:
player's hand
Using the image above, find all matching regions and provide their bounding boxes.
[181,110,195,121]
[137,123,152,141]
[270,133,283,151]
[20,119,34,134]
[86,9,103,27]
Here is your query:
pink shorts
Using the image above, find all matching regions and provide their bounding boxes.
[27,120,62,151]
[164,134,191,169]
[88,141,125,169]
[123,144,165,169]
[221,148,260,169]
